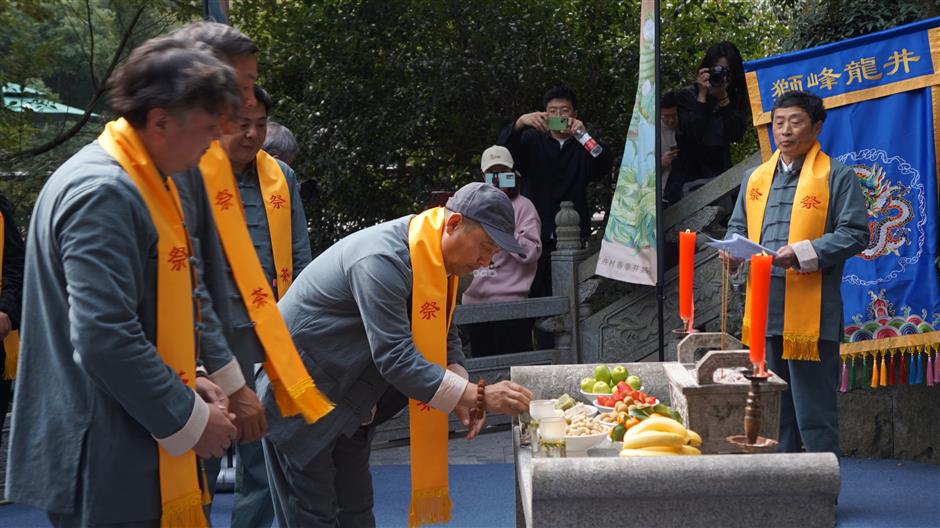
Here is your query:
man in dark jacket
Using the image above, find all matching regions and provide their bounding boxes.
[498,86,612,301]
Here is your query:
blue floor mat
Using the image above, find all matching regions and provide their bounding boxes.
[1,459,937,527]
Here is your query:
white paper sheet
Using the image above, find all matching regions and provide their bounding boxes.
[704,233,778,259]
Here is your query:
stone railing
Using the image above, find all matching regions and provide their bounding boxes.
[576,152,761,363]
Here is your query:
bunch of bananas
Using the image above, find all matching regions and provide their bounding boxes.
[618,416,703,457]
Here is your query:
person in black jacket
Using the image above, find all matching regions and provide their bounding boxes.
[664,41,749,206]
[498,86,613,304]
[0,191,25,450]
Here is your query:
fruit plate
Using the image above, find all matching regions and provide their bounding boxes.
[564,431,609,453]
[593,398,615,412]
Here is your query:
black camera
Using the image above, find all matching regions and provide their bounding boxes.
[708,65,728,87]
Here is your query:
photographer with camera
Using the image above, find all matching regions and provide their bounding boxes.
[664,41,749,205]
[498,86,612,315]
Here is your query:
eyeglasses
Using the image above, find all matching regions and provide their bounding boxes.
[484,172,516,188]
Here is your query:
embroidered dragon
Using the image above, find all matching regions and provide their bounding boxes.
[851,162,913,260]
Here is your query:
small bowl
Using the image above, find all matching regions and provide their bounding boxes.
[565,431,610,453]
[563,403,598,420]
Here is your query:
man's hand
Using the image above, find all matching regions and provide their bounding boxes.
[228,386,267,443]
[718,250,744,273]
[454,404,487,441]
[514,111,548,132]
[196,377,229,413]
[773,245,799,269]
[661,149,678,168]
[193,403,237,459]
[566,118,586,135]
[0,312,10,339]
[482,381,532,416]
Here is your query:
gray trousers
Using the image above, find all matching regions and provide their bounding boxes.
[766,336,841,454]
[204,440,275,528]
[262,426,376,528]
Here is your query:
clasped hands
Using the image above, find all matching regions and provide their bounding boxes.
[193,378,267,459]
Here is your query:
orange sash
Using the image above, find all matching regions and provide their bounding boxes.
[199,142,333,422]
[98,118,207,527]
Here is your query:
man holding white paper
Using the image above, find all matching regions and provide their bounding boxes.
[723,91,867,454]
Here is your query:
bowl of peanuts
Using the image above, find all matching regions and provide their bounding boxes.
[564,413,610,453]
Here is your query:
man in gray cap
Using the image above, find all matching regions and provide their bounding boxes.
[259,182,533,527]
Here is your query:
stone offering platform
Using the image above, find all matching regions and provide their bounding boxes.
[511,363,840,528]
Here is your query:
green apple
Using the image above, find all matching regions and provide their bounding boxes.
[592,381,612,394]
[593,364,611,385]
[626,375,642,390]
[580,377,597,392]
[610,365,629,384]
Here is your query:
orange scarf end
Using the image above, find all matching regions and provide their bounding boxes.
[408,487,452,528]
[782,333,821,361]
[160,491,207,528]
[270,375,334,423]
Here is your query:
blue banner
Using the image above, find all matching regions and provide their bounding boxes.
[745,18,940,356]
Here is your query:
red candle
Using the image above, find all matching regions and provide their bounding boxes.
[748,253,773,371]
[678,230,696,322]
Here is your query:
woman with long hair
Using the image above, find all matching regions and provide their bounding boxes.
[665,41,749,205]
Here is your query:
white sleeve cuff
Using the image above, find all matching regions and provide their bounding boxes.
[208,358,246,396]
[792,240,819,273]
[429,369,469,414]
[155,392,209,457]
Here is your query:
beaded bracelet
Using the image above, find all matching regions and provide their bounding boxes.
[468,379,486,428]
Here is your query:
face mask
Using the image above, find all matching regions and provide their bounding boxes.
[484,172,516,189]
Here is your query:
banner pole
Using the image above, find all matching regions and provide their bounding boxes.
[654,0,665,362]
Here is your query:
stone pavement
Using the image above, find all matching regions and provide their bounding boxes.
[370,425,514,465]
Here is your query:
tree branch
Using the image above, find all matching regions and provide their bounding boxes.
[1,4,146,162]
[85,0,98,90]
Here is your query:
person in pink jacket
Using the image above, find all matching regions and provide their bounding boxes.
[461,146,542,356]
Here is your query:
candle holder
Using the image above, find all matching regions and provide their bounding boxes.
[726,367,779,453]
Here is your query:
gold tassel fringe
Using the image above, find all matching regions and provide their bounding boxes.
[840,331,940,358]
[781,333,820,361]
[160,491,208,528]
[408,488,452,528]
[271,377,335,424]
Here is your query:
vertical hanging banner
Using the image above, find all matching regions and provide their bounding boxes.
[744,18,940,368]
[597,0,657,285]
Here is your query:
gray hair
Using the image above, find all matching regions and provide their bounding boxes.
[170,21,258,62]
[108,36,240,128]
[263,120,299,164]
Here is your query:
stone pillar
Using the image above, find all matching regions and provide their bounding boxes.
[551,202,591,363]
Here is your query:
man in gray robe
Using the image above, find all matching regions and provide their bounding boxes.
[725,90,868,454]
[6,37,244,527]
[261,182,534,527]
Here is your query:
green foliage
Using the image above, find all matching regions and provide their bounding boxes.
[782,0,935,50]
[0,0,200,228]
[233,0,789,253]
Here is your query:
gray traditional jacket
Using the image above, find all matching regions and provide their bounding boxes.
[6,142,241,523]
[260,215,465,467]
[726,155,869,342]
[173,157,311,382]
